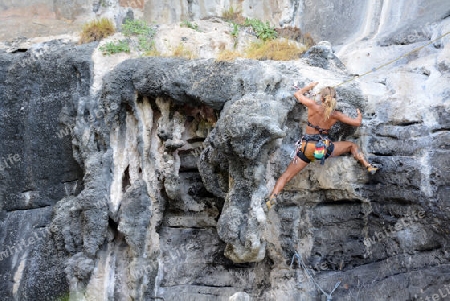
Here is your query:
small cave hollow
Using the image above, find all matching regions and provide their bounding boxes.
[122,165,131,193]
[177,103,218,173]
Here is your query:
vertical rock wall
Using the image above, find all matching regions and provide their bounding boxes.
[0,41,94,300]
[0,1,449,301]
[1,37,448,300]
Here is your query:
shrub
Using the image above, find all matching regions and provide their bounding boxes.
[244,18,277,41]
[180,20,199,31]
[92,19,158,56]
[245,39,307,61]
[125,19,158,54]
[79,18,115,44]
[301,32,315,48]
[275,27,302,41]
[122,19,155,37]
[222,6,245,24]
[231,22,239,38]
[215,38,307,61]
[100,40,130,55]
[275,27,315,48]
[229,22,240,48]
[138,36,155,52]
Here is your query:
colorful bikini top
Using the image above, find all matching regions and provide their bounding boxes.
[307,121,330,135]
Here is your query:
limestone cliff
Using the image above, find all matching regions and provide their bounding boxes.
[1,0,449,45]
[0,1,449,301]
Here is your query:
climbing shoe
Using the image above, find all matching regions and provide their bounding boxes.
[367,164,378,174]
[264,194,278,210]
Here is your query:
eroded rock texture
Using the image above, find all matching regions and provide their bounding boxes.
[0,20,450,301]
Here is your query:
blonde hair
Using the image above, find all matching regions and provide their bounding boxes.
[320,86,336,120]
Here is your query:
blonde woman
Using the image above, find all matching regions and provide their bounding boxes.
[266,82,377,210]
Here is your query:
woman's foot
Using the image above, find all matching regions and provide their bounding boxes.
[265,194,278,210]
[366,164,378,174]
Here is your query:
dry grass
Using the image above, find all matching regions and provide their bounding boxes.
[245,39,307,61]
[144,48,161,57]
[215,39,307,61]
[275,27,315,48]
[301,32,315,48]
[216,50,241,62]
[171,43,197,59]
[79,18,115,44]
[221,6,246,25]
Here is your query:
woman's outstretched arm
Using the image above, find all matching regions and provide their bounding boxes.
[333,109,363,127]
[294,82,318,108]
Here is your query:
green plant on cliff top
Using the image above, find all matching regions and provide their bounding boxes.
[122,19,155,37]
[231,22,239,38]
[138,36,155,52]
[180,20,200,31]
[79,18,115,44]
[231,22,240,48]
[100,40,130,55]
[244,18,277,41]
[122,19,158,55]
[97,19,158,56]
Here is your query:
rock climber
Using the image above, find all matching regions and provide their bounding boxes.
[265,82,377,210]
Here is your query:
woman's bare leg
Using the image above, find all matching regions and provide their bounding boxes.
[267,157,308,208]
[331,141,372,168]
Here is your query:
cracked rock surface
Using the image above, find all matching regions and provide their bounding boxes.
[0,4,449,300]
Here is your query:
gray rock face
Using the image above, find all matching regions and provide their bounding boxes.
[2,0,449,48]
[302,41,347,72]
[0,6,450,301]
[0,41,93,301]
[301,0,450,45]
